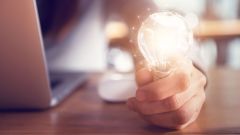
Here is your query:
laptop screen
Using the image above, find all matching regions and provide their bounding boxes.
[36,0,107,72]
[37,0,93,43]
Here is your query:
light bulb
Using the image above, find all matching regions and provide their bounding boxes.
[137,11,193,80]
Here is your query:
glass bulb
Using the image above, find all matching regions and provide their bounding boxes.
[137,11,193,80]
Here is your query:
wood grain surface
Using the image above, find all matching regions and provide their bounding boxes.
[0,68,240,135]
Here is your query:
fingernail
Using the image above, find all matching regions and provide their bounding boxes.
[137,91,146,101]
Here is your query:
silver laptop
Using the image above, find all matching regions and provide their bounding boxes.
[0,0,105,109]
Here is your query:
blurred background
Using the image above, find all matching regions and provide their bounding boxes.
[37,0,240,73]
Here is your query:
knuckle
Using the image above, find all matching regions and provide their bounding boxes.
[163,95,181,111]
[173,107,191,125]
[178,72,190,91]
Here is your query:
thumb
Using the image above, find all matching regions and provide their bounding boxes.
[135,68,153,87]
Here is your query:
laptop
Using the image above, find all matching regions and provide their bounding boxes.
[0,0,106,109]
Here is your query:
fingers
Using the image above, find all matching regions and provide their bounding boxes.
[134,87,197,115]
[128,85,204,115]
[135,63,207,103]
[127,90,205,129]
[136,68,191,102]
[129,63,207,129]
[129,66,206,115]
[171,108,201,129]
[142,90,205,129]
[135,68,153,87]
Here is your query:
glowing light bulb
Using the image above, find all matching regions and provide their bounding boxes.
[137,11,193,80]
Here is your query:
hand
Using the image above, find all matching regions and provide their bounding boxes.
[127,61,207,129]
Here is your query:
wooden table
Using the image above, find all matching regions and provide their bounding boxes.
[0,68,240,135]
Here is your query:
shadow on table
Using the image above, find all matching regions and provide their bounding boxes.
[143,125,240,134]
[202,127,240,134]
[143,125,182,134]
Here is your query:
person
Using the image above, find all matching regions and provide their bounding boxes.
[38,0,207,129]
[107,0,207,129]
